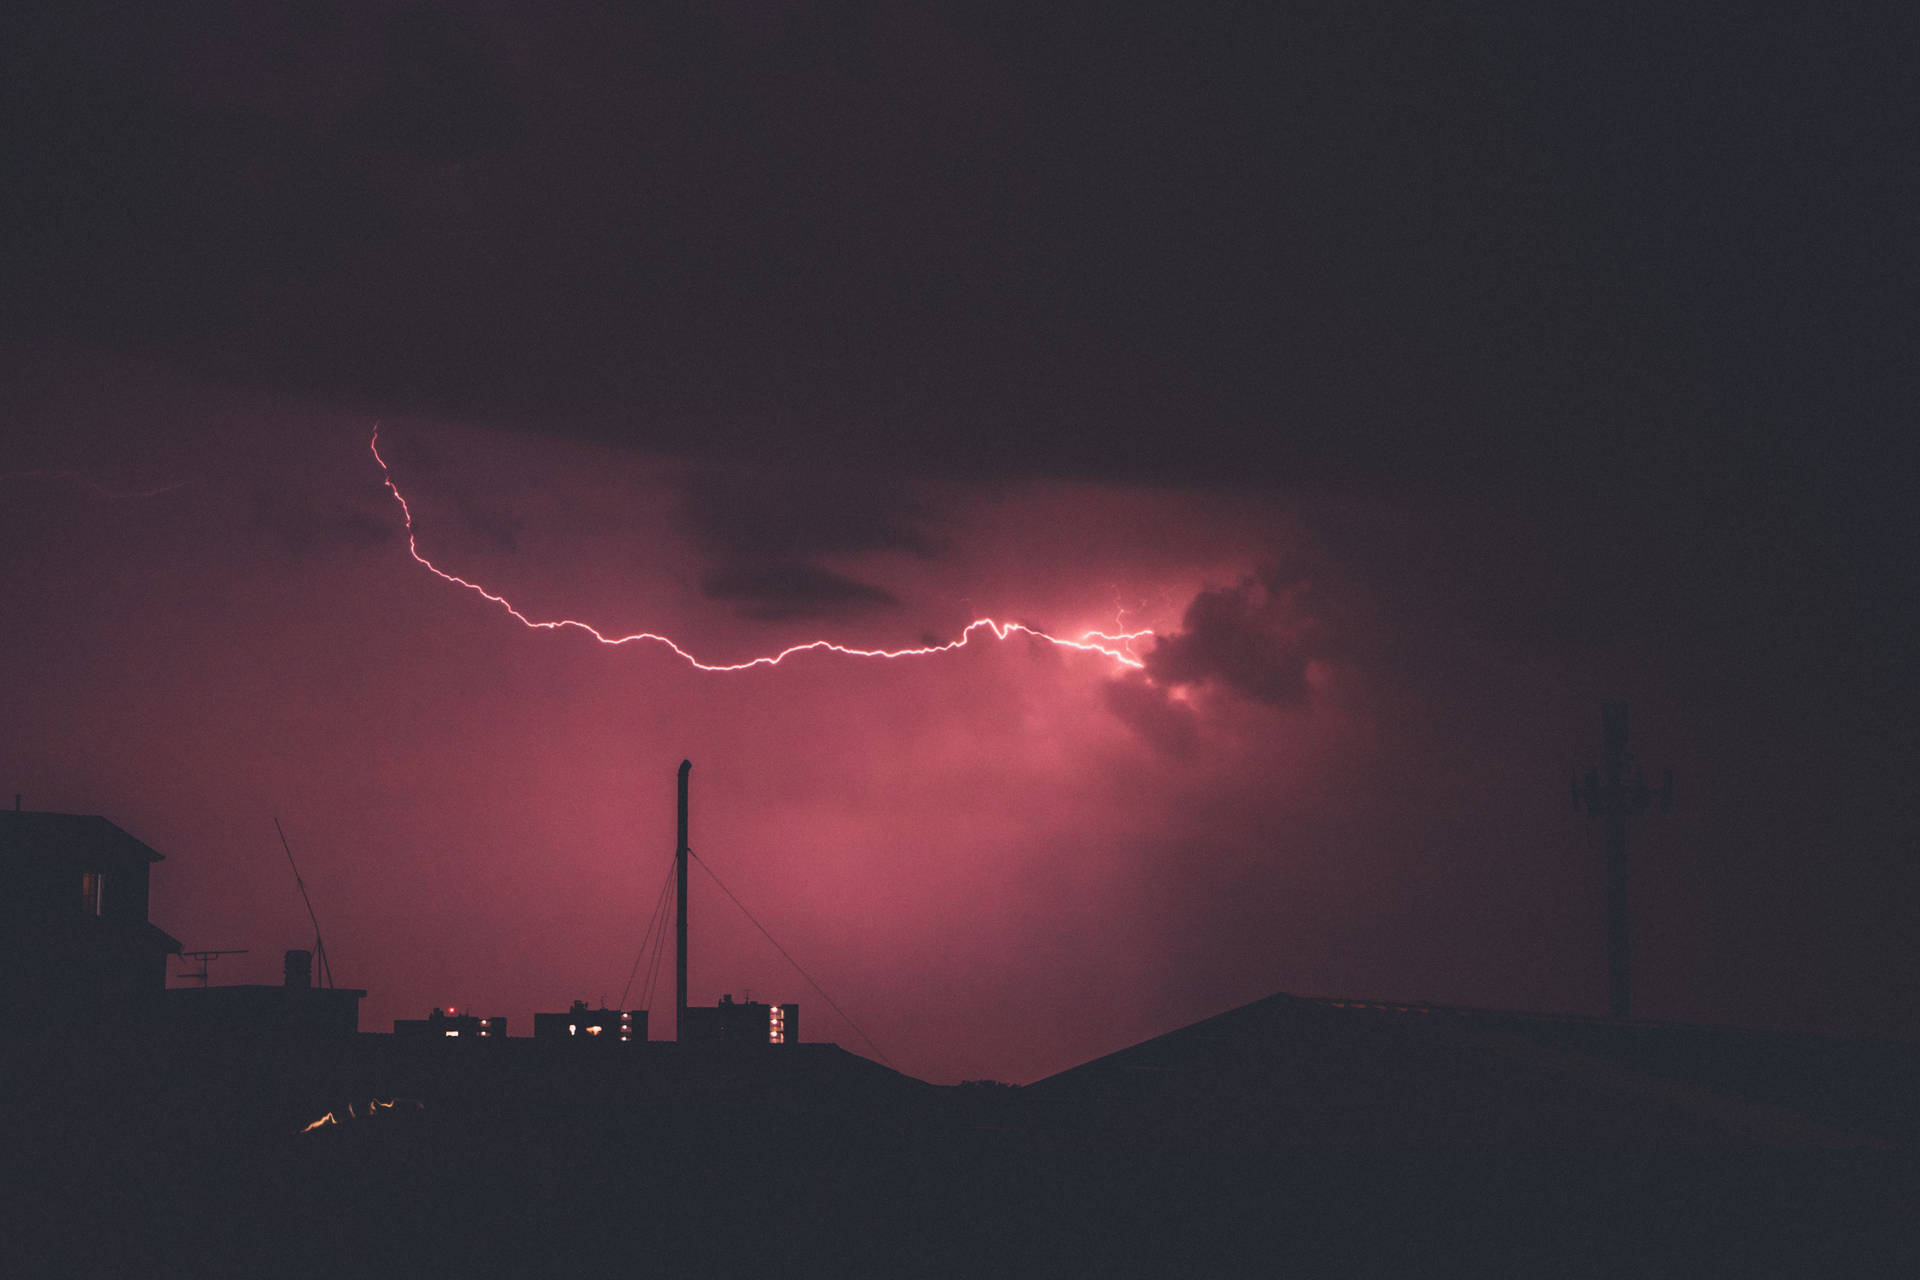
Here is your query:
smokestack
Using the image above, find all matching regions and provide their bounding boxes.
[677,759,691,1040]
[284,948,313,990]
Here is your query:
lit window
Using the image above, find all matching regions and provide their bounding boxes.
[81,872,105,916]
[445,1030,459,1037]
[587,1025,602,1036]
[568,1023,577,1035]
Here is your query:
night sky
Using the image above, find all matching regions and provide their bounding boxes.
[3,3,1914,1083]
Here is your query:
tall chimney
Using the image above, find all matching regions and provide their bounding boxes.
[676,759,691,1040]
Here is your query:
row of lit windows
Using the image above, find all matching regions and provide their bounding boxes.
[442,1010,500,1038]
[569,1011,636,1042]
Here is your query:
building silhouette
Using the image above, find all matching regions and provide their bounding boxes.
[533,1000,642,1043]
[8,800,1914,1276]
[0,807,182,1023]
[394,1007,505,1038]
[682,992,799,1047]
[163,947,365,1040]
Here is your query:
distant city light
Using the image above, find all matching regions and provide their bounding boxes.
[300,1098,424,1134]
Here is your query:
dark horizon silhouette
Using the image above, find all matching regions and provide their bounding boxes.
[6,780,1917,1273]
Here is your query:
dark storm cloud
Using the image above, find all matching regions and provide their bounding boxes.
[12,2,1908,502]
[1100,565,1330,755]
[336,4,518,170]
[1,5,391,341]
[1144,568,1322,708]
[698,560,898,622]
[248,481,392,558]
[682,466,941,561]
[680,463,938,620]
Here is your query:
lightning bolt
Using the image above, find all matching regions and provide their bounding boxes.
[1107,589,1153,663]
[371,429,1152,672]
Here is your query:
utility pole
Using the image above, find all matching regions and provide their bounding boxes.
[676,758,691,1041]
[1572,701,1671,1019]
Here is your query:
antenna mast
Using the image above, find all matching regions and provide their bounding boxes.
[676,759,691,1041]
[174,949,248,987]
[274,817,335,989]
[1571,701,1671,1019]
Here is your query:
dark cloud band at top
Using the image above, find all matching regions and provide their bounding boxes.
[698,559,899,621]
[679,462,939,620]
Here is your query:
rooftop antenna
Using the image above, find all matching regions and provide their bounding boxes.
[677,759,691,1041]
[274,817,335,989]
[1571,701,1671,1019]
[174,949,248,987]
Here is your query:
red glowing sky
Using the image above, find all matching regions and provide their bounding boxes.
[2,367,1911,1081]
[2,6,1914,1079]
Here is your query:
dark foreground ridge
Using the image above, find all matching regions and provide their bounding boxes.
[7,990,1915,1278]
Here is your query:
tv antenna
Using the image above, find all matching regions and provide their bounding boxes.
[274,817,335,988]
[175,949,247,987]
[1571,701,1671,1019]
